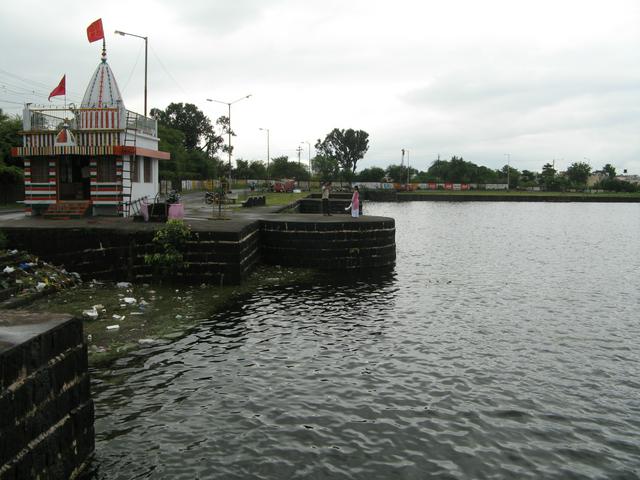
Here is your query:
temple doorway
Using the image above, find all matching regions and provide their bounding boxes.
[58,157,91,200]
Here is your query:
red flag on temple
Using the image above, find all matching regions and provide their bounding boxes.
[86,18,105,43]
[48,75,66,101]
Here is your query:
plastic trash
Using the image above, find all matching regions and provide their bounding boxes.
[82,308,99,320]
[106,325,120,331]
[35,282,46,292]
[123,297,137,305]
[116,282,132,288]
[112,314,123,320]
[3,266,15,274]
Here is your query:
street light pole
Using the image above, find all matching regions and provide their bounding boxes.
[302,141,311,187]
[114,30,148,117]
[207,95,252,188]
[259,128,270,182]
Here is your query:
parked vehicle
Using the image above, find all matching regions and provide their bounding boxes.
[273,179,295,193]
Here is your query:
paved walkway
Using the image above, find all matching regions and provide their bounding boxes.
[0,192,386,233]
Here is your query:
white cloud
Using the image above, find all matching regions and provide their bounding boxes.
[1,0,639,174]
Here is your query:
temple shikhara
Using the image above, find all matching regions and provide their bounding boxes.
[11,25,169,217]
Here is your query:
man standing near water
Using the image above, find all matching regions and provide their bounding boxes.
[322,182,331,215]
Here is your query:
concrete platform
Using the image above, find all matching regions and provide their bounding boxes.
[0,194,396,284]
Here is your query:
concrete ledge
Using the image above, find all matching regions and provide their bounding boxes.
[0,311,94,480]
[1,213,396,284]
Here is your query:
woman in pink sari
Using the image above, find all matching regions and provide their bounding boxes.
[346,185,360,218]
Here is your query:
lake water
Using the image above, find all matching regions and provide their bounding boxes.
[86,202,640,479]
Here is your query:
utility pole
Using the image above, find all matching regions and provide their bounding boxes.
[296,145,303,165]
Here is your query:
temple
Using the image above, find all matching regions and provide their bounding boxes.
[11,46,170,217]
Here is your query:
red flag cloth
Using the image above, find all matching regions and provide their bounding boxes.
[48,75,66,101]
[87,18,104,43]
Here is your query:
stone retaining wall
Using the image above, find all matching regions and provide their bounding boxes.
[2,214,395,284]
[3,223,261,285]
[0,311,94,480]
[261,218,396,270]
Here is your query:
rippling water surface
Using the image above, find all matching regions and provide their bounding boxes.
[88,202,640,479]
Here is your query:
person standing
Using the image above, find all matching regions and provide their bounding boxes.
[322,182,331,215]
[346,185,360,218]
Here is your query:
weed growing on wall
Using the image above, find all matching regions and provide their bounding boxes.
[144,220,192,277]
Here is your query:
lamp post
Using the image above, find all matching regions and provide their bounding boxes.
[114,30,148,117]
[259,127,270,182]
[504,153,511,190]
[207,95,252,188]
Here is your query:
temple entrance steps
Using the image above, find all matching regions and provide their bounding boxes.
[43,201,92,220]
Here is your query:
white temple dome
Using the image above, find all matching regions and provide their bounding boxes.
[80,51,124,109]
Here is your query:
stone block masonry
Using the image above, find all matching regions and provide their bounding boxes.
[1,213,395,285]
[0,311,94,480]
[260,216,396,270]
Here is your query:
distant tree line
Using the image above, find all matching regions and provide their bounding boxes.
[1,104,638,196]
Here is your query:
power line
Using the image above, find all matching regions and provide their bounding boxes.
[149,44,188,98]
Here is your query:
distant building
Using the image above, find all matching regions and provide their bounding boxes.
[615,174,640,184]
[11,46,169,217]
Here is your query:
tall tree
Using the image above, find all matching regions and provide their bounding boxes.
[386,164,417,183]
[0,109,22,168]
[269,156,310,180]
[602,163,616,178]
[315,128,369,176]
[311,155,340,181]
[357,167,386,182]
[566,161,591,186]
[151,103,223,155]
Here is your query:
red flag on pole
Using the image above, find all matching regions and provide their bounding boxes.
[87,18,104,43]
[48,75,66,101]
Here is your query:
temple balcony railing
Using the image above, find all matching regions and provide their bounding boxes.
[21,104,157,138]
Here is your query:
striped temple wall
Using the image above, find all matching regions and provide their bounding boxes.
[89,158,122,207]
[77,108,121,130]
[24,132,121,149]
[23,159,57,214]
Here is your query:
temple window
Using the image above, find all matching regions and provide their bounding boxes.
[143,157,152,183]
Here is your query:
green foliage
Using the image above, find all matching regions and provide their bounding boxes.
[157,123,225,184]
[233,159,267,180]
[0,230,7,250]
[357,166,386,182]
[422,156,503,184]
[602,163,616,178]
[566,161,591,186]
[596,177,640,192]
[312,155,340,181]
[151,103,223,155]
[269,156,309,180]
[144,220,192,275]
[152,103,228,185]
[0,110,22,168]
[0,164,23,183]
[248,160,267,179]
[385,164,418,183]
[315,128,369,176]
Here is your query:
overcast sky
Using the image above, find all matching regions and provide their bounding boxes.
[1,0,639,174]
